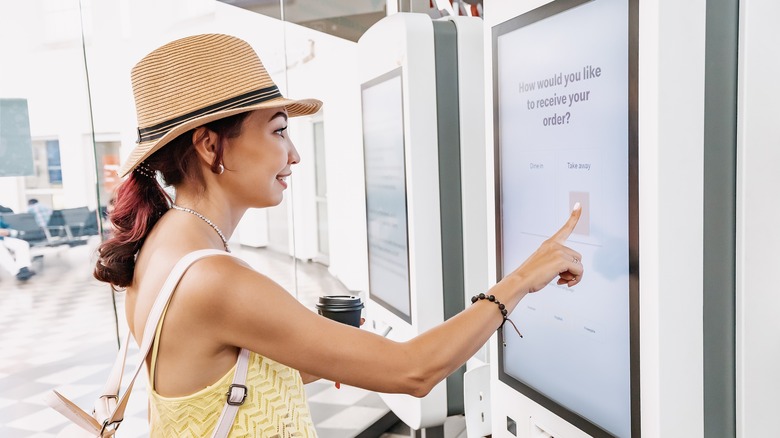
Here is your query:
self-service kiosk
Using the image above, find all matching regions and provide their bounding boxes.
[487,0,639,436]
[358,12,487,431]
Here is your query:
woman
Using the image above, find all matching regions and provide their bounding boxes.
[95,34,583,437]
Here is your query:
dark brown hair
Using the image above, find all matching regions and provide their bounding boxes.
[94,112,250,289]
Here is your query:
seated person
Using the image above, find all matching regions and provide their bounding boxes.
[0,216,35,281]
[27,198,52,228]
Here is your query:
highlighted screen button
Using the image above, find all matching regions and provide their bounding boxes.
[569,191,590,235]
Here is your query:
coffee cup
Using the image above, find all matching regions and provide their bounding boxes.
[316,295,364,328]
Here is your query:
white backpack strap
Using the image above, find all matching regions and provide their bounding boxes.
[47,249,246,436]
[211,347,251,438]
[93,330,133,421]
[45,390,103,434]
[44,329,133,435]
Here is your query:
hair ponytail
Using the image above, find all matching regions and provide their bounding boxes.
[94,170,171,288]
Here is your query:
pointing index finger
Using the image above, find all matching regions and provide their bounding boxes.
[551,202,582,242]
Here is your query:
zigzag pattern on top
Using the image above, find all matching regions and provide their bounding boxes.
[149,351,317,437]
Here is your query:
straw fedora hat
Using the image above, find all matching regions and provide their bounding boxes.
[118,33,322,178]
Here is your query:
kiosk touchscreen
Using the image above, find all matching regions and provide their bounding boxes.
[490,0,638,437]
[359,13,486,430]
[362,67,412,323]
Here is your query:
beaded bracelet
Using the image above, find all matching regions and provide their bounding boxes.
[471,293,523,338]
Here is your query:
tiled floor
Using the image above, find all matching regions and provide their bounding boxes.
[0,237,432,437]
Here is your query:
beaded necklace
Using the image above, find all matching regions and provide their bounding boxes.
[170,204,230,252]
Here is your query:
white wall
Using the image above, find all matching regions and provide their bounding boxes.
[736,0,780,436]
[0,179,24,213]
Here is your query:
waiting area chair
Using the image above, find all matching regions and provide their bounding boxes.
[1,213,52,247]
[1,207,101,248]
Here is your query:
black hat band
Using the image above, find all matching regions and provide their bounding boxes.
[136,85,282,144]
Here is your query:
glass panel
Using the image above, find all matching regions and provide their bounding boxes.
[0,0,103,266]
[0,1,111,434]
[80,0,298,288]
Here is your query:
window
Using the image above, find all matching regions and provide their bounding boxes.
[25,139,63,188]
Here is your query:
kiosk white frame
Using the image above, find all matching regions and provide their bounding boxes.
[486,0,640,436]
[359,12,487,430]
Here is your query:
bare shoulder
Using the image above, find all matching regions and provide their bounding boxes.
[175,253,254,303]
[173,252,317,356]
[173,254,291,319]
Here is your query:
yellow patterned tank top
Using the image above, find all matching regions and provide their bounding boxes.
[148,306,317,437]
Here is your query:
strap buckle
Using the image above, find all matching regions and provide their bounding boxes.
[226,384,248,406]
[100,418,122,436]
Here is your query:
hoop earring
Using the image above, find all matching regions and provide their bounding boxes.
[217,163,225,175]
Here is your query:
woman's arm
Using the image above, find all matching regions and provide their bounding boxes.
[185,206,582,396]
[299,317,367,385]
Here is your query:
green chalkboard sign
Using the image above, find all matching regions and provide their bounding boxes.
[0,98,34,177]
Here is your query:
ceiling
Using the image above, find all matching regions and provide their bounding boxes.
[218,0,387,42]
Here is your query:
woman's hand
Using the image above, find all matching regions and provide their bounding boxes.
[509,203,584,293]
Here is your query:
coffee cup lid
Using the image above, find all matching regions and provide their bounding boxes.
[316,295,364,312]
